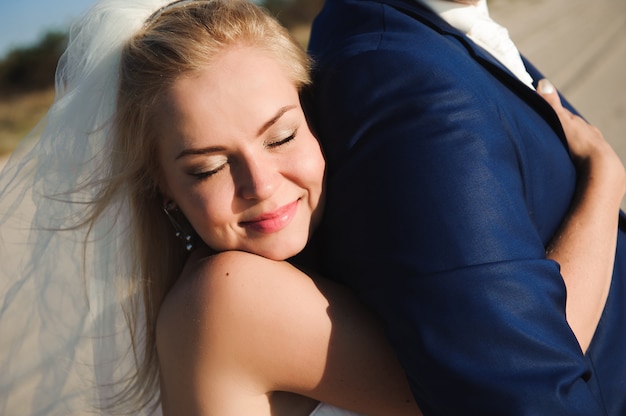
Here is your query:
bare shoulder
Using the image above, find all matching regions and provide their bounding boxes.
[159,249,300,321]
[156,248,323,366]
[157,249,289,348]
[156,248,340,407]
[156,249,311,413]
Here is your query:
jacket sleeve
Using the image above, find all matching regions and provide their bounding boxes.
[308,41,607,415]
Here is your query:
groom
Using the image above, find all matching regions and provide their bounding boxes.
[305,0,626,414]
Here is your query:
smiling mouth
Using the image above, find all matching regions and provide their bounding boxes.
[240,200,300,234]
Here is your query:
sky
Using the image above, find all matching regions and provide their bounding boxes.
[0,0,95,59]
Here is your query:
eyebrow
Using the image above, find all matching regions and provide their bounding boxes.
[175,146,224,160]
[257,105,297,136]
[175,105,297,161]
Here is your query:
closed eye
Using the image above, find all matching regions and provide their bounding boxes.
[266,130,296,149]
[191,163,227,180]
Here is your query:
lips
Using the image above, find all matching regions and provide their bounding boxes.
[240,200,299,233]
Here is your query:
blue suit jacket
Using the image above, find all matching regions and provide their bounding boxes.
[305,0,626,414]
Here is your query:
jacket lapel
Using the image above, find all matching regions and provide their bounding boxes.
[377,0,514,73]
[375,0,568,147]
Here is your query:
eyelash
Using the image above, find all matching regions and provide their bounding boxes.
[192,164,226,180]
[266,130,297,149]
[191,130,297,180]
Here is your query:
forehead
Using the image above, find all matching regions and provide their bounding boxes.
[157,46,300,142]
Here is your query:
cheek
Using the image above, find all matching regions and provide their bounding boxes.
[300,141,326,194]
[305,142,326,225]
[184,183,234,234]
[304,152,326,231]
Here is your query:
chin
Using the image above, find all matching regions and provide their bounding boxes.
[259,238,307,262]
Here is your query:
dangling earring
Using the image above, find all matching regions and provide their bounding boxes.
[163,201,194,251]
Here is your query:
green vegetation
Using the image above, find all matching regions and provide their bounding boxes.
[0,31,66,156]
[0,31,67,98]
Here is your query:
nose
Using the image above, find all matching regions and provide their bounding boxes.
[236,154,279,201]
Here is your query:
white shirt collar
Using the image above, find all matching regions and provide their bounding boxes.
[420,0,488,33]
[418,0,535,88]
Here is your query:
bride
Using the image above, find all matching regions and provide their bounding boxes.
[0,0,622,415]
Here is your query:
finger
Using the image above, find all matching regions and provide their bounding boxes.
[537,79,563,111]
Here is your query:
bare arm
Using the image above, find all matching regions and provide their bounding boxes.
[157,249,421,416]
[538,79,626,352]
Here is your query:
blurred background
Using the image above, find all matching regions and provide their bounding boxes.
[1,0,624,210]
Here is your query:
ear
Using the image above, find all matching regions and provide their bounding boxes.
[160,191,176,211]
[159,182,176,210]
[163,199,177,211]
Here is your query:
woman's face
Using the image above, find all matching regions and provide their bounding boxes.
[156,46,325,261]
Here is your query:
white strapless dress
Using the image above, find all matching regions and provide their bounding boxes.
[310,402,366,416]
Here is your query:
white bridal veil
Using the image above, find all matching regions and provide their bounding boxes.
[0,0,173,414]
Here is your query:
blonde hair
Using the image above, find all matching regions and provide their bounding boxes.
[87,0,311,412]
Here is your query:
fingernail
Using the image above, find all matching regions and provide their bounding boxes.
[538,79,555,94]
